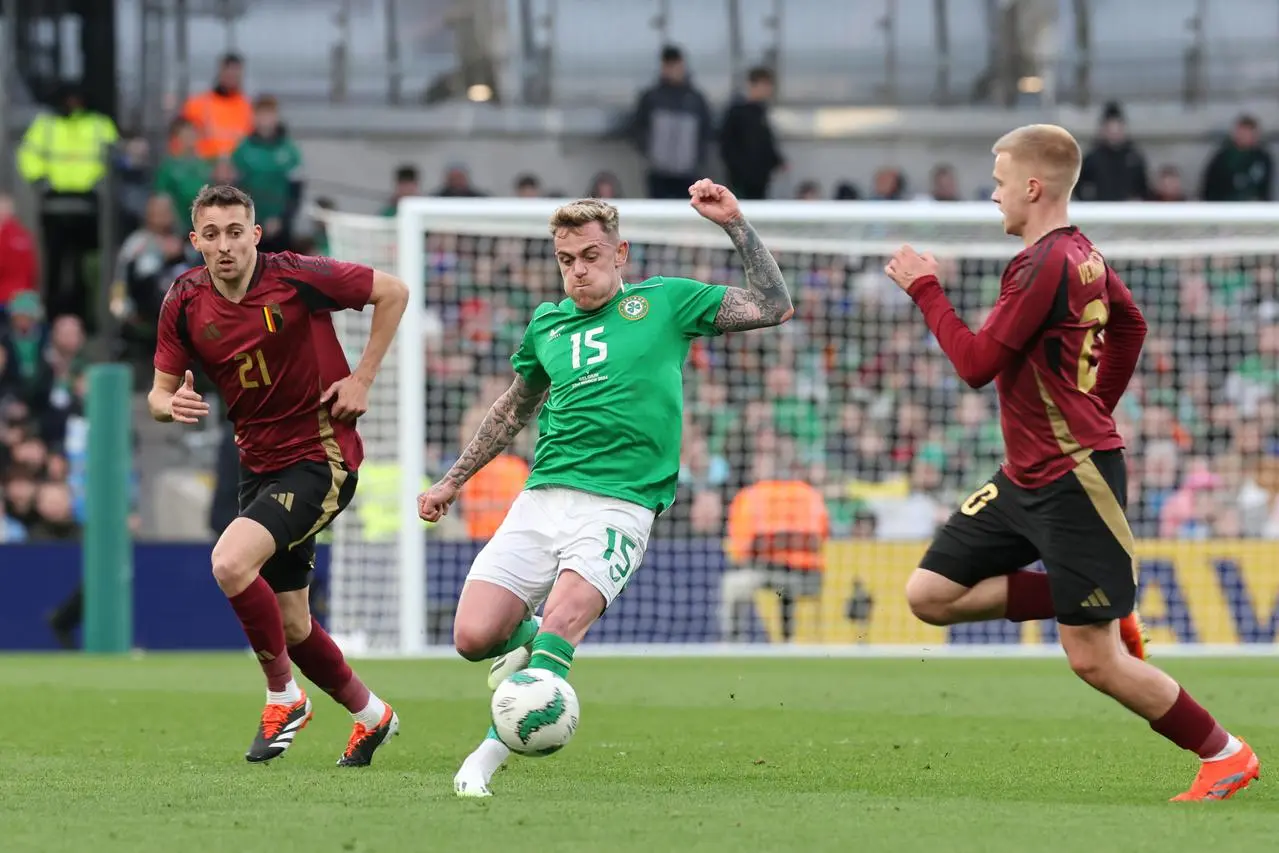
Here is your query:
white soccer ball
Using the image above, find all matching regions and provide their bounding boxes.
[490,668,580,757]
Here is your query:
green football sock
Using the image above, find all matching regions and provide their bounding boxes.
[486,617,539,659]
[485,723,502,742]
[528,632,575,679]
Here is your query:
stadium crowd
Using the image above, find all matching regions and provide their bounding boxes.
[5,49,1279,551]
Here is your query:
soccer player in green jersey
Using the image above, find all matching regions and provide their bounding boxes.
[418,180,793,797]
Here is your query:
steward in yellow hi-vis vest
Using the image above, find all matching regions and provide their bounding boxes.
[16,83,118,321]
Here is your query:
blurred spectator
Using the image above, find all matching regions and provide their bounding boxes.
[181,53,253,159]
[719,66,784,200]
[867,450,949,540]
[435,163,485,198]
[381,164,421,215]
[1201,115,1273,202]
[155,117,212,233]
[27,482,79,541]
[310,196,337,255]
[209,157,237,188]
[869,167,905,200]
[231,95,303,252]
[632,45,713,199]
[926,164,961,201]
[721,454,829,642]
[30,316,88,446]
[1159,463,1224,539]
[514,173,542,198]
[586,171,622,199]
[833,181,861,200]
[1224,322,1279,416]
[16,82,118,323]
[795,181,822,201]
[113,134,153,237]
[1075,102,1150,202]
[113,194,188,364]
[3,292,47,400]
[0,193,38,306]
[1151,165,1188,202]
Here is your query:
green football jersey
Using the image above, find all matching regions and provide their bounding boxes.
[510,276,728,512]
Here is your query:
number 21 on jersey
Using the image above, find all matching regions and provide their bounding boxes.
[236,348,273,389]
[570,327,607,369]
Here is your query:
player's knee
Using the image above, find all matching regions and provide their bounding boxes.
[1062,633,1120,690]
[282,614,312,646]
[905,571,957,626]
[453,620,500,662]
[210,546,256,592]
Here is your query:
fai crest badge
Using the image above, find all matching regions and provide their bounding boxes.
[618,294,649,321]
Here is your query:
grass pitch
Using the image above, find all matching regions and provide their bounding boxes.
[0,654,1275,852]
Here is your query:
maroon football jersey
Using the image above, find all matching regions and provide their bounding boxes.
[980,226,1132,488]
[155,251,373,474]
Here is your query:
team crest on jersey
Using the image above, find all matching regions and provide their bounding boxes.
[618,294,649,321]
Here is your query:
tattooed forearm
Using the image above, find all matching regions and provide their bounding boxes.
[715,215,794,332]
[443,374,547,488]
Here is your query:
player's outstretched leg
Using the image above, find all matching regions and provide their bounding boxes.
[452,580,542,798]
[906,568,1149,659]
[211,519,311,763]
[1058,622,1259,801]
[454,573,599,799]
[282,603,398,767]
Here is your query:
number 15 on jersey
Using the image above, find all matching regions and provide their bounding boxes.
[571,327,607,369]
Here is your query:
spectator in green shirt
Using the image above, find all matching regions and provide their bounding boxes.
[154,117,211,233]
[230,95,303,252]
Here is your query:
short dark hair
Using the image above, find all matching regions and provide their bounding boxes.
[747,66,774,85]
[394,165,419,184]
[1237,114,1260,131]
[660,45,683,64]
[515,173,540,190]
[220,52,243,67]
[191,184,254,226]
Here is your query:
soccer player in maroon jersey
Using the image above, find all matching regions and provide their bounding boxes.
[883,124,1259,802]
[149,185,410,766]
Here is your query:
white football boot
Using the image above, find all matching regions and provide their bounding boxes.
[486,615,541,690]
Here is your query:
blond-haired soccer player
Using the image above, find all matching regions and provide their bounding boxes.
[419,181,794,797]
[884,124,1258,802]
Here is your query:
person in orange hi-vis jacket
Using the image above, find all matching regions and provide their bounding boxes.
[722,455,829,642]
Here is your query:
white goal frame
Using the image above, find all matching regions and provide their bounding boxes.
[357,197,1279,658]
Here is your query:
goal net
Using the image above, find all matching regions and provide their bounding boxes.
[322,199,1279,657]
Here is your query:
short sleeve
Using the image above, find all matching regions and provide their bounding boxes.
[153,284,191,376]
[981,251,1065,352]
[661,277,728,338]
[510,315,551,389]
[276,251,373,312]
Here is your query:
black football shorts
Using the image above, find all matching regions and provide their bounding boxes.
[239,459,358,592]
[919,449,1137,626]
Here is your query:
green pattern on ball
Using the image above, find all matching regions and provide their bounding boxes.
[517,687,565,745]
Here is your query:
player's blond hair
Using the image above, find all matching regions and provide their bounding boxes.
[548,198,621,238]
[992,124,1082,197]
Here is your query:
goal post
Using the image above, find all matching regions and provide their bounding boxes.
[322,198,1279,658]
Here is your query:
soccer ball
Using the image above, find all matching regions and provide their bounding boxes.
[490,668,580,756]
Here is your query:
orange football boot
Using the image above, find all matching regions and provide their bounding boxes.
[1171,740,1260,802]
[1119,610,1149,660]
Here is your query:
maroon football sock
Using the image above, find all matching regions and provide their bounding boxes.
[288,617,371,713]
[1004,571,1055,622]
[1150,686,1229,757]
[227,576,293,691]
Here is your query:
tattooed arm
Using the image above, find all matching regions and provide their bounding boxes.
[714,214,794,332]
[442,374,547,489]
[686,179,793,332]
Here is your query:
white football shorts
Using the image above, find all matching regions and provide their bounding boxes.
[465,487,656,612]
